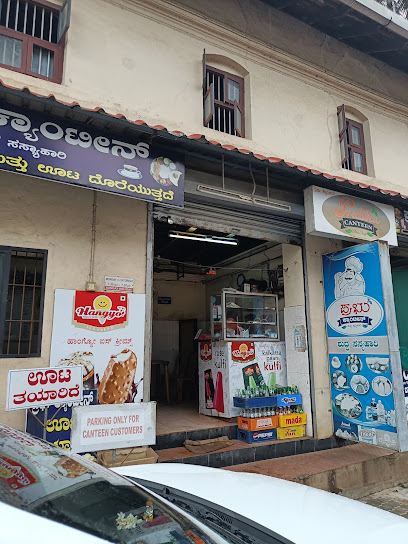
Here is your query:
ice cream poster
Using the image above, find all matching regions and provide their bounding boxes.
[50,290,145,405]
[322,242,398,449]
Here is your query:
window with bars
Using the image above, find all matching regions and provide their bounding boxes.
[0,0,71,83]
[203,51,245,138]
[0,247,47,357]
[337,105,368,175]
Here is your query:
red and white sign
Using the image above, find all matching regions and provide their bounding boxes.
[231,342,255,362]
[199,341,212,361]
[50,290,145,405]
[104,276,134,293]
[70,402,156,453]
[74,291,128,331]
[6,366,83,411]
[0,455,37,490]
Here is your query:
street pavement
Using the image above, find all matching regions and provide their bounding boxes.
[359,483,408,518]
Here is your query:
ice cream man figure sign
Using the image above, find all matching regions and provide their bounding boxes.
[305,186,397,246]
[50,290,145,405]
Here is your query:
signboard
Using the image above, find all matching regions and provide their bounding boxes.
[6,366,83,411]
[322,242,399,449]
[50,290,145,405]
[70,402,156,453]
[158,296,172,305]
[305,186,397,246]
[104,276,134,293]
[395,207,408,235]
[0,105,184,207]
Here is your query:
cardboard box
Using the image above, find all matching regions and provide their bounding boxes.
[98,446,158,468]
[238,415,278,431]
[277,425,306,439]
[278,412,307,428]
[237,427,277,443]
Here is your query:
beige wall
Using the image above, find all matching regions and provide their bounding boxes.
[0,0,407,195]
[0,173,147,429]
[153,274,206,321]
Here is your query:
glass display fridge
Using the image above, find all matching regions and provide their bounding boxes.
[199,290,287,418]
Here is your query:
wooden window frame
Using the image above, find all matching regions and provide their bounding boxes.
[337,105,368,175]
[203,54,245,138]
[0,246,47,358]
[0,0,67,84]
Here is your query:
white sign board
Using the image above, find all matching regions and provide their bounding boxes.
[7,366,83,411]
[70,402,156,453]
[305,185,397,246]
[104,276,134,293]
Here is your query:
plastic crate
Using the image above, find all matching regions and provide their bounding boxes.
[237,427,277,444]
[233,396,276,409]
[277,425,306,440]
[238,415,278,431]
[278,412,307,428]
[276,393,302,407]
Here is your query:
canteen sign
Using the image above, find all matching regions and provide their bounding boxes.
[0,105,184,206]
[305,186,397,246]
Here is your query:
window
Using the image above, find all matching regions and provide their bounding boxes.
[0,247,47,357]
[203,51,245,137]
[0,0,71,83]
[337,105,367,175]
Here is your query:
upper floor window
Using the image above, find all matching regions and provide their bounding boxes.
[337,104,367,175]
[0,0,71,84]
[0,247,47,357]
[203,51,245,138]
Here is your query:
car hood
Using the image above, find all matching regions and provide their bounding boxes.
[112,463,408,544]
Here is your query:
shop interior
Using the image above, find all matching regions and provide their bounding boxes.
[150,217,287,433]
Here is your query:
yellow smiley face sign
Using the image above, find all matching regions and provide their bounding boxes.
[93,295,112,311]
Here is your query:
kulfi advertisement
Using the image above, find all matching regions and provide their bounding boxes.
[50,290,145,405]
[322,242,398,450]
[198,341,287,418]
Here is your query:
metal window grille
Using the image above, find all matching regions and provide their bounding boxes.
[1,249,46,357]
[206,70,235,136]
[0,0,59,43]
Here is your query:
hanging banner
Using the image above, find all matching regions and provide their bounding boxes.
[49,290,145,405]
[0,105,184,207]
[305,186,397,246]
[322,242,399,450]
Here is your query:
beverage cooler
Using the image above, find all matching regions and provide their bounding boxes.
[198,290,287,418]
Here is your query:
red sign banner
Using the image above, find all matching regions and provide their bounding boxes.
[0,455,37,490]
[200,341,212,361]
[73,291,128,331]
[231,342,256,362]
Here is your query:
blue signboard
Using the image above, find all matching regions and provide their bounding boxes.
[0,105,184,206]
[322,242,398,449]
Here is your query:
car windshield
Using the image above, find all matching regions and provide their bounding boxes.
[0,425,220,544]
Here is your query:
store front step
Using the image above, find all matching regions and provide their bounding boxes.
[157,435,353,468]
[154,424,238,451]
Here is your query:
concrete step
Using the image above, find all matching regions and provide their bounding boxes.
[154,423,238,450]
[225,443,408,499]
[157,435,352,468]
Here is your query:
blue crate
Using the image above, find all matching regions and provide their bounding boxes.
[237,427,277,444]
[233,396,276,409]
[276,393,302,407]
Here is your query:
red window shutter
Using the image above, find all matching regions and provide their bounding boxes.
[337,105,346,138]
[202,48,207,92]
[203,83,214,126]
[234,101,243,137]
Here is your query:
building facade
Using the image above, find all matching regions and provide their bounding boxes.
[1,0,408,449]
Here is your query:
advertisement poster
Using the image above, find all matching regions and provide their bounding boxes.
[50,290,145,405]
[0,105,184,207]
[198,341,287,418]
[322,242,398,449]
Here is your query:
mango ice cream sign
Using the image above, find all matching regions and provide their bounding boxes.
[305,186,397,246]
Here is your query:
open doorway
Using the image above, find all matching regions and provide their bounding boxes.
[151,218,286,433]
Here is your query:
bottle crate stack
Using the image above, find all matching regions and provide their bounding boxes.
[234,386,306,444]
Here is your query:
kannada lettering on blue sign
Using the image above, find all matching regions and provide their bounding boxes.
[0,105,184,207]
[322,242,397,448]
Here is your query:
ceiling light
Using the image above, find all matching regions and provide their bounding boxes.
[169,231,238,245]
[196,185,291,212]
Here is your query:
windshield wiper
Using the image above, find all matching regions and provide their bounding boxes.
[127,477,294,544]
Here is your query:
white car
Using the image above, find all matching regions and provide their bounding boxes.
[1,423,407,544]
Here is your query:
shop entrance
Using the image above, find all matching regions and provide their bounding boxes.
[151,215,298,435]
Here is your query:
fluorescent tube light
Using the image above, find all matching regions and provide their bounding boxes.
[169,232,238,245]
[196,185,291,212]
